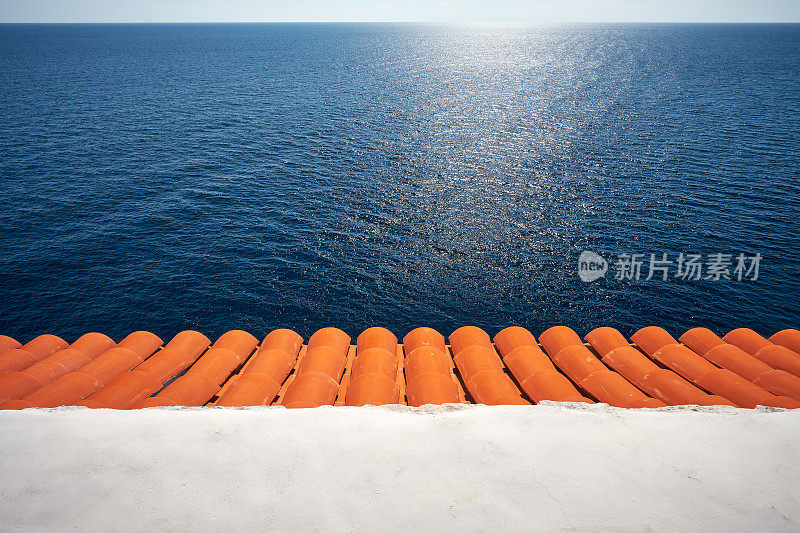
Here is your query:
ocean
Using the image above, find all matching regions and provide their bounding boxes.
[1,23,798,342]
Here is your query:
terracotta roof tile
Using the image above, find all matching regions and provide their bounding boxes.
[403,327,446,356]
[345,327,400,406]
[135,330,256,408]
[283,328,350,408]
[632,326,800,409]
[0,335,21,355]
[724,328,800,378]
[3,325,800,410]
[681,328,800,401]
[449,327,529,405]
[0,334,69,377]
[586,327,734,407]
[537,326,585,358]
[0,332,114,404]
[494,327,592,404]
[769,329,800,354]
[215,329,304,407]
[0,332,162,409]
[403,327,460,407]
[540,327,666,408]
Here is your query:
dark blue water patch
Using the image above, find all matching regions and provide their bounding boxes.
[0,23,798,343]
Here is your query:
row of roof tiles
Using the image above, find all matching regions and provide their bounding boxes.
[0,326,799,410]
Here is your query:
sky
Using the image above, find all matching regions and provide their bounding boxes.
[0,0,798,23]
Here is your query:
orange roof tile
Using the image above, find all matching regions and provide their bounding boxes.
[346,328,401,406]
[769,329,800,354]
[2,325,799,410]
[585,327,734,407]
[724,328,800,378]
[402,327,460,407]
[449,327,529,406]
[539,326,667,408]
[680,328,800,402]
[283,327,350,408]
[631,326,800,409]
[0,332,115,404]
[135,330,256,408]
[0,332,162,409]
[0,335,21,355]
[215,329,304,407]
[494,327,591,404]
[0,334,68,377]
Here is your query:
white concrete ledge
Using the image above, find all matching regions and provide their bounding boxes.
[1,403,798,531]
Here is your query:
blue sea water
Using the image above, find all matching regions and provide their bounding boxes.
[0,23,798,343]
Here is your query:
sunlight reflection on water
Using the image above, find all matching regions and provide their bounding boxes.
[0,23,798,340]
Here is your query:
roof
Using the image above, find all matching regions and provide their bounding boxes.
[1,325,799,410]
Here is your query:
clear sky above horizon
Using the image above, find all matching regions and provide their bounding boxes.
[1,0,798,23]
